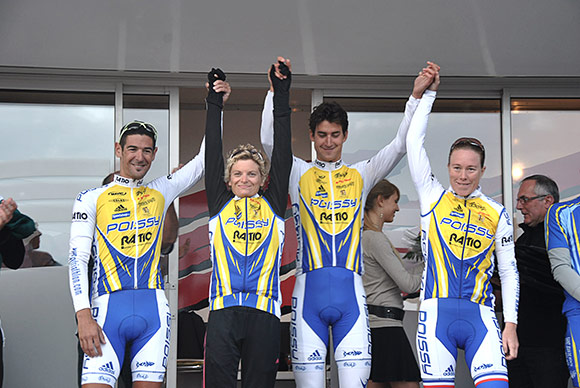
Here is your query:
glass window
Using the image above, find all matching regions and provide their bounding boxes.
[511,98,580,224]
[0,90,115,265]
[332,97,501,247]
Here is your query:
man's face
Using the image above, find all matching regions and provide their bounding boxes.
[516,180,550,227]
[115,134,157,180]
[310,120,348,163]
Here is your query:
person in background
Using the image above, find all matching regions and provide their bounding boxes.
[362,179,423,388]
[508,175,568,387]
[0,196,35,388]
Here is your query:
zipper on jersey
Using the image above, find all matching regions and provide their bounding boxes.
[458,199,470,298]
[131,188,139,289]
[329,170,337,267]
[242,197,248,302]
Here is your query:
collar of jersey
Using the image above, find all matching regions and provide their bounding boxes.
[113,174,144,188]
[314,159,343,171]
[233,193,261,200]
[448,185,483,200]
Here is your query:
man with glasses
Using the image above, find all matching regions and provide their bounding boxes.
[508,175,569,388]
[68,85,228,388]
[547,183,580,388]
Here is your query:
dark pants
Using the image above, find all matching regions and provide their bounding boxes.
[507,346,569,388]
[204,306,280,388]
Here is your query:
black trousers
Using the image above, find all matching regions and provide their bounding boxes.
[507,346,570,388]
[204,306,280,388]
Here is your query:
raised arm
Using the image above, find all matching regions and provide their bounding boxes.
[362,62,440,188]
[204,68,231,217]
[264,57,293,217]
[405,65,442,212]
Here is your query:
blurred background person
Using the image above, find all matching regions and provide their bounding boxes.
[508,175,568,388]
[362,179,423,388]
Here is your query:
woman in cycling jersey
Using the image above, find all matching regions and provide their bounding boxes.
[362,179,423,388]
[202,59,292,388]
[406,64,519,388]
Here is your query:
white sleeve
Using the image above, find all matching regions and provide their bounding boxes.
[68,191,96,312]
[405,90,443,213]
[550,247,580,300]
[260,90,274,159]
[149,138,205,205]
[495,208,519,324]
[360,94,422,190]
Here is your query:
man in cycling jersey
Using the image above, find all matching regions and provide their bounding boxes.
[69,83,229,388]
[547,194,580,388]
[261,62,437,388]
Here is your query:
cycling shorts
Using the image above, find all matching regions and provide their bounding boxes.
[81,289,170,387]
[417,298,508,388]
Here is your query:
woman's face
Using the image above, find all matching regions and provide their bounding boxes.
[381,193,400,223]
[447,148,486,197]
[228,159,262,198]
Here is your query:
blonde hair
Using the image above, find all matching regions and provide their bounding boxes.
[224,144,269,184]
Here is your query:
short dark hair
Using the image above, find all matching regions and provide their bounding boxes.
[365,179,400,212]
[522,174,560,203]
[102,170,120,186]
[448,137,485,167]
[119,121,157,148]
[309,102,348,135]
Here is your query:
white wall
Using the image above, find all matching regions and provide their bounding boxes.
[0,266,77,388]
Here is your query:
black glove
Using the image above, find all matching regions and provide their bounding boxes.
[206,68,227,108]
[269,61,291,95]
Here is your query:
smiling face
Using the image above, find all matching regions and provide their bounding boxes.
[447,148,485,197]
[381,193,400,223]
[115,134,157,180]
[310,120,348,163]
[228,159,263,198]
[516,179,551,227]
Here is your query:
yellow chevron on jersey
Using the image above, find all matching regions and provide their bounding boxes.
[423,193,497,305]
[298,165,364,273]
[94,185,165,295]
[209,196,283,316]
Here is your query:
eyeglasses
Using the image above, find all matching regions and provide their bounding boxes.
[119,120,158,143]
[450,137,486,155]
[229,147,264,161]
[516,195,547,204]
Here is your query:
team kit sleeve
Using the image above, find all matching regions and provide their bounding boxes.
[494,209,519,324]
[260,91,275,159]
[264,64,293,218]
[68,190,98,312]
[405,90,442,213]
[360,93,423,189]
[204,69,231,218]
[546,204,580,301]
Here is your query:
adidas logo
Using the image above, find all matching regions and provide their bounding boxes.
[443,364,454,377]
[307,350,323,361]
[98,362,115,374]
[318,185,326,192]
[115,204,127,212]
[453,204,463,213]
